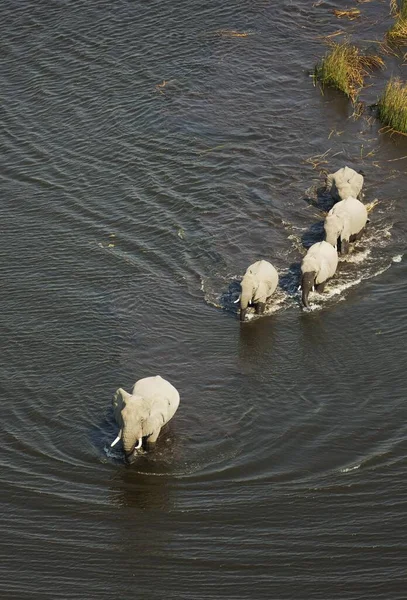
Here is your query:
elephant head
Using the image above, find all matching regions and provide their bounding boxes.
[111,388,163,463]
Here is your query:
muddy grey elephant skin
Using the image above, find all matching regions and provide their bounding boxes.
[326,166,364,203]
[300,241,338,308]
[324,196,368,255]
[111,375,180,463]
[239,260,279,321]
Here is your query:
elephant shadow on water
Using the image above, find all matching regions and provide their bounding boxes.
[301,220,325,250]
[304,186,335,214]
[109,463,173,511]
[219,279,241,315]
[278,262,302,299]
[238,315,280,369]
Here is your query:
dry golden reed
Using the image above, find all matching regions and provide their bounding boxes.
[333,8,361,20]
[215,30,251,38]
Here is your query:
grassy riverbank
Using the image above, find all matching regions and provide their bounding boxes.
[314,42,384,101]
[387,0,407,45]
[378,77,407,134]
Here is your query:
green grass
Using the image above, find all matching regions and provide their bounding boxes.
[314,42,385,102]
[377,77,407,134]
[387,0,407,45]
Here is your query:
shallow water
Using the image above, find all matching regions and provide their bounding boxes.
[1,0,407,598]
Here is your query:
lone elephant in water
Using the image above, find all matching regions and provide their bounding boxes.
[300,241,338,308]
[324,196,368,255]
[111,375,180,463]
[238,260,279,321]
[326,166,364,202]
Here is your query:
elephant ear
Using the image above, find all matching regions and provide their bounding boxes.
[113,388,132,427]
[324,213,340,247]
[240,274,255,310]
[141,400,167,438]
[253,280,268,304]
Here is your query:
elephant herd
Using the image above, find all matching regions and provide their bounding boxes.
[238,165,367,316]
[110,166,367,463]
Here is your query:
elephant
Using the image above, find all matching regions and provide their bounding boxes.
[237,260,279,321]
[326,166,364,202]
[300,241,338,308]
[110,375,180,463]
[324,196,368,255]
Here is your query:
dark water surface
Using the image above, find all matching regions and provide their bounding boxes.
[1,0,407,598]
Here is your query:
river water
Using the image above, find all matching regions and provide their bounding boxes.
[1,1,407,598]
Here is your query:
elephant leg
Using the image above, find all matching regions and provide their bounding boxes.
[255,302,266,315]
[315,281,326,293]
[355,227,365,241]
[145,428,161,451]
[340,239,350,255]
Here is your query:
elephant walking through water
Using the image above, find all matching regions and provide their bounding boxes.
[238,260,279,321]
[300,241,338,308]
[111,375,180,463]
[324,196,368,255]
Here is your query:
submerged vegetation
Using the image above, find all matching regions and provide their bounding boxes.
[387,0,407,45]
[377,78,407,134]
[314,42,384,102]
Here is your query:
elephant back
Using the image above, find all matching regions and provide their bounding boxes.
[132,375,180,422]
[303,241,338,284]
[244,260,279,304]
[342,197,368,235]
[330,196,367,238]
[248,260,278,284]
[327,166,363,201]
[315,241,338,283]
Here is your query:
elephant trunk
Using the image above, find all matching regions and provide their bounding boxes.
[240,279,253,322]
[122,431,142,460]
[301,271,315,308]
[302,287,310,308]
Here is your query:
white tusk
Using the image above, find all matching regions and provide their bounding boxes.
[233,296,240,304]
[135,437,142,450]
[111,435,121,447]
[297,285,301,291]
[312,286,315,292]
